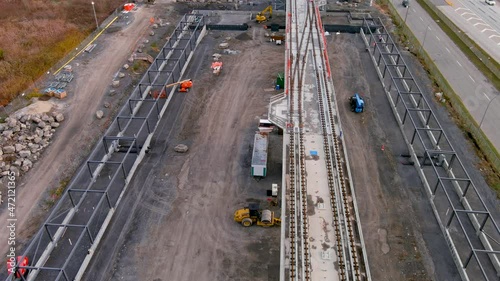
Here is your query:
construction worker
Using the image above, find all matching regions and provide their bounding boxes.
[179,79,193,92]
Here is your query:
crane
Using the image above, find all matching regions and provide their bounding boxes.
[150,79,193,99]
[255,5,272,23]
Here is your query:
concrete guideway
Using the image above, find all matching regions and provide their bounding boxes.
[393,0,500,150]
[273,0,371,279]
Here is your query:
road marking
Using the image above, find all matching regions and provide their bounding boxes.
[482,28,496,33]
[490,16,498,23]
[446,47,451,53]
[420,17,424,22]
[457,60,463,67]
[483,93,490,101]
[466,17,483,21]
[474,22,489,27]
[436,36,441,41]
[428,27,432,31]
[489,35,500,39]
[455,7,468,11]
[461,12,475,16]
[54,17,119,75]
[469,75,475,83]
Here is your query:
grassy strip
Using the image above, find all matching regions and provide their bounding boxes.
[416,0,500,91]
[377,0,500,196]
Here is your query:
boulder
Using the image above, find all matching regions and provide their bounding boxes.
[123,64,130,70]
[36,128,43,137]
[37,121,46,128]
[20,114,31,123]
[174,144,189,153]
[0,149,2,155]
[149,31,155,36]
[7,118,17,128]
[43,131,52,138]
[13,159,22,166]
[0,124,5,131]
[3,146,15,154]
[118,72,125,78]
[34,137,42,144]
[18,135,26,142]
[21,165,30,172]
[15,143,25,152]
[32,116,41,123]
[112,80,120,88]
[96,110,104,119]
[43,125,52,132]
[109,90,117,96]
[104,102,111,108]
[19,150,31,158]
[51,122,60,128]
[55,113,64,122]
[20,123,26,129]
[12,126,20,132]
[22,159,32,168]
[152,23,159,29]
[9,166,19,177]
[41,114,50,122]
[2,130,13,138]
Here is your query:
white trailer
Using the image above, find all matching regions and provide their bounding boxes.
[251,133,268,177]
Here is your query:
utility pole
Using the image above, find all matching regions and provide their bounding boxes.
[91,2,99,31]
[404,5,410,24]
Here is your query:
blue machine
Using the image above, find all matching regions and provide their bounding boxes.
[349,93,365,113]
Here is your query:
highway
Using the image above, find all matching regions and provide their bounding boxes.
[392,0,500,149]
[433,0,500,63]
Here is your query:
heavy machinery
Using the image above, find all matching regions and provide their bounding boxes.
[349,93,365,113]
[255,5,272,23]
[234,203,281,227]
[211,61,223,75]
[150,79,193,98]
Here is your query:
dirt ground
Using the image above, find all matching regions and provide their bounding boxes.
[328,33,461,281]
[0,4,162,258]
[83,26,285,281]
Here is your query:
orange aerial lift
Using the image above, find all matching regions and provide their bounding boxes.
[150,79,193,98]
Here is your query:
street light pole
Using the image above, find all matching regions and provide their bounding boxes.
[420,24,431,53]
[91,2,99,31]
[479,94,499,128]
[404,5,410,23]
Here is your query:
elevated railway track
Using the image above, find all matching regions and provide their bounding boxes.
[282,0,370,280]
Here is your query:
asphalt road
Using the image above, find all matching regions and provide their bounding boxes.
[392,0,500,150]
[433,0,500,63]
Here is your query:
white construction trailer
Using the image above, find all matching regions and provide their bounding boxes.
[251,133,268,177]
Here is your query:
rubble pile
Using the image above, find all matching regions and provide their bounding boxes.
[0,112,64,178]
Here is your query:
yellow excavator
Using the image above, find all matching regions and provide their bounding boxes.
[234,203,281,227]
[255,5,272,23]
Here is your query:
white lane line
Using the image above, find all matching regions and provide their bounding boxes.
[469,75,475,83]
[457,60,463,67]
[412,8,416,12]
[484,93,490,101]
[436,36,441,41]
[428,27,432,31]
[490,35,500,39]
[455,7,468,11]
[446,47,451,53]
[461,12,475,16]
[420,16,424,22]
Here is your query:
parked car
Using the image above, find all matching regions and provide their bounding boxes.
[486,0,495,5]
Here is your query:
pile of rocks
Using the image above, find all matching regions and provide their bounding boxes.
[0,112,64,178]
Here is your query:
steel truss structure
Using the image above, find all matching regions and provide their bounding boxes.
[360,18,500,281]
[6,13,206,281]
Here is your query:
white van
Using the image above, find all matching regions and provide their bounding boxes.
[486,0,495,5]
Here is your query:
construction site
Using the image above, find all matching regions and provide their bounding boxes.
[1,0,499,281]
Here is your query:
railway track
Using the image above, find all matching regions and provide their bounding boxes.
[285,0,366,280]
